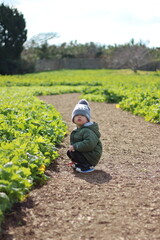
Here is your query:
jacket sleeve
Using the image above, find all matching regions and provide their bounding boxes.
[73,129,99,152]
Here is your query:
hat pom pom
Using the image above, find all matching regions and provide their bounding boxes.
[78,99,89,106]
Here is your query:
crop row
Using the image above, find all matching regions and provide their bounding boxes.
[81,85,160,123]
[0,88,67,226]
[0,69,160,87]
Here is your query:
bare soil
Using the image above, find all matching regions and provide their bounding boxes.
[1,93,160,240]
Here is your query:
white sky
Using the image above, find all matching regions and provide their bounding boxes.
[1,0,160,47]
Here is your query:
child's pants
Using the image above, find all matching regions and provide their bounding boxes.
[67,150,92,169]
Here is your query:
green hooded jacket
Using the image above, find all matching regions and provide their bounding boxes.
[70,122,102,166]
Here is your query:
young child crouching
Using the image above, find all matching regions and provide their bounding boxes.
[67,99,102,173]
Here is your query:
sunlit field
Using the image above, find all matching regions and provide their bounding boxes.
[0,69,160,226]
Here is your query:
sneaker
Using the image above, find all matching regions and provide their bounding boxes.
[72,163,82,169]
[67,162,77,168]
[71,163,77,169]
[75,167,95,173]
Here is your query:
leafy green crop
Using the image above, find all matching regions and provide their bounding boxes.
[0,69,160,228]
[0,88,67,226]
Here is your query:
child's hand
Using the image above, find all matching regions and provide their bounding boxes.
[68,145,75,152]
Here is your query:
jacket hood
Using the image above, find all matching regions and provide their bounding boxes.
[83,122,101,138]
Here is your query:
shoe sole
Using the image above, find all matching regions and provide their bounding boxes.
[76,167,95,173]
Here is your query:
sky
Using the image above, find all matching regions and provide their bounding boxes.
[1,0,160,48]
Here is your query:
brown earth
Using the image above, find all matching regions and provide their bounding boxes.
[1,93,160,240]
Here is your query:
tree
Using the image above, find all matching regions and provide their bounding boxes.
[24,32,59,48]
[22,32,60,62]
[0,3,27,74]
[105,40,153,72]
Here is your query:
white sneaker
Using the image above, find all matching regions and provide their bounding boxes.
[75,167,95,173]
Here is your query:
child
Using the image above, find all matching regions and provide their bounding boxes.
[67,99,102,173]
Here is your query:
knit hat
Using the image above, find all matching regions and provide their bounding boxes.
[72,99,91,122]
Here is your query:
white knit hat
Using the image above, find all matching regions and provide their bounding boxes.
[72,99,91,122]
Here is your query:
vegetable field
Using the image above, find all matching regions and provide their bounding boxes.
[0,69,160,227]
[0,88,67,226]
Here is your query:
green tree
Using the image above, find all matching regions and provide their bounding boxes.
[0,3,27,74]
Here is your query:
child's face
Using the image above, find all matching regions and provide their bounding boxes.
[74,115,88,127]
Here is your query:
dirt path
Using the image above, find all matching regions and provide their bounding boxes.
[1,93,160,240]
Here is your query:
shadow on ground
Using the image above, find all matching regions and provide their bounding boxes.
[1,197,35,240]
[73,170,112,184]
